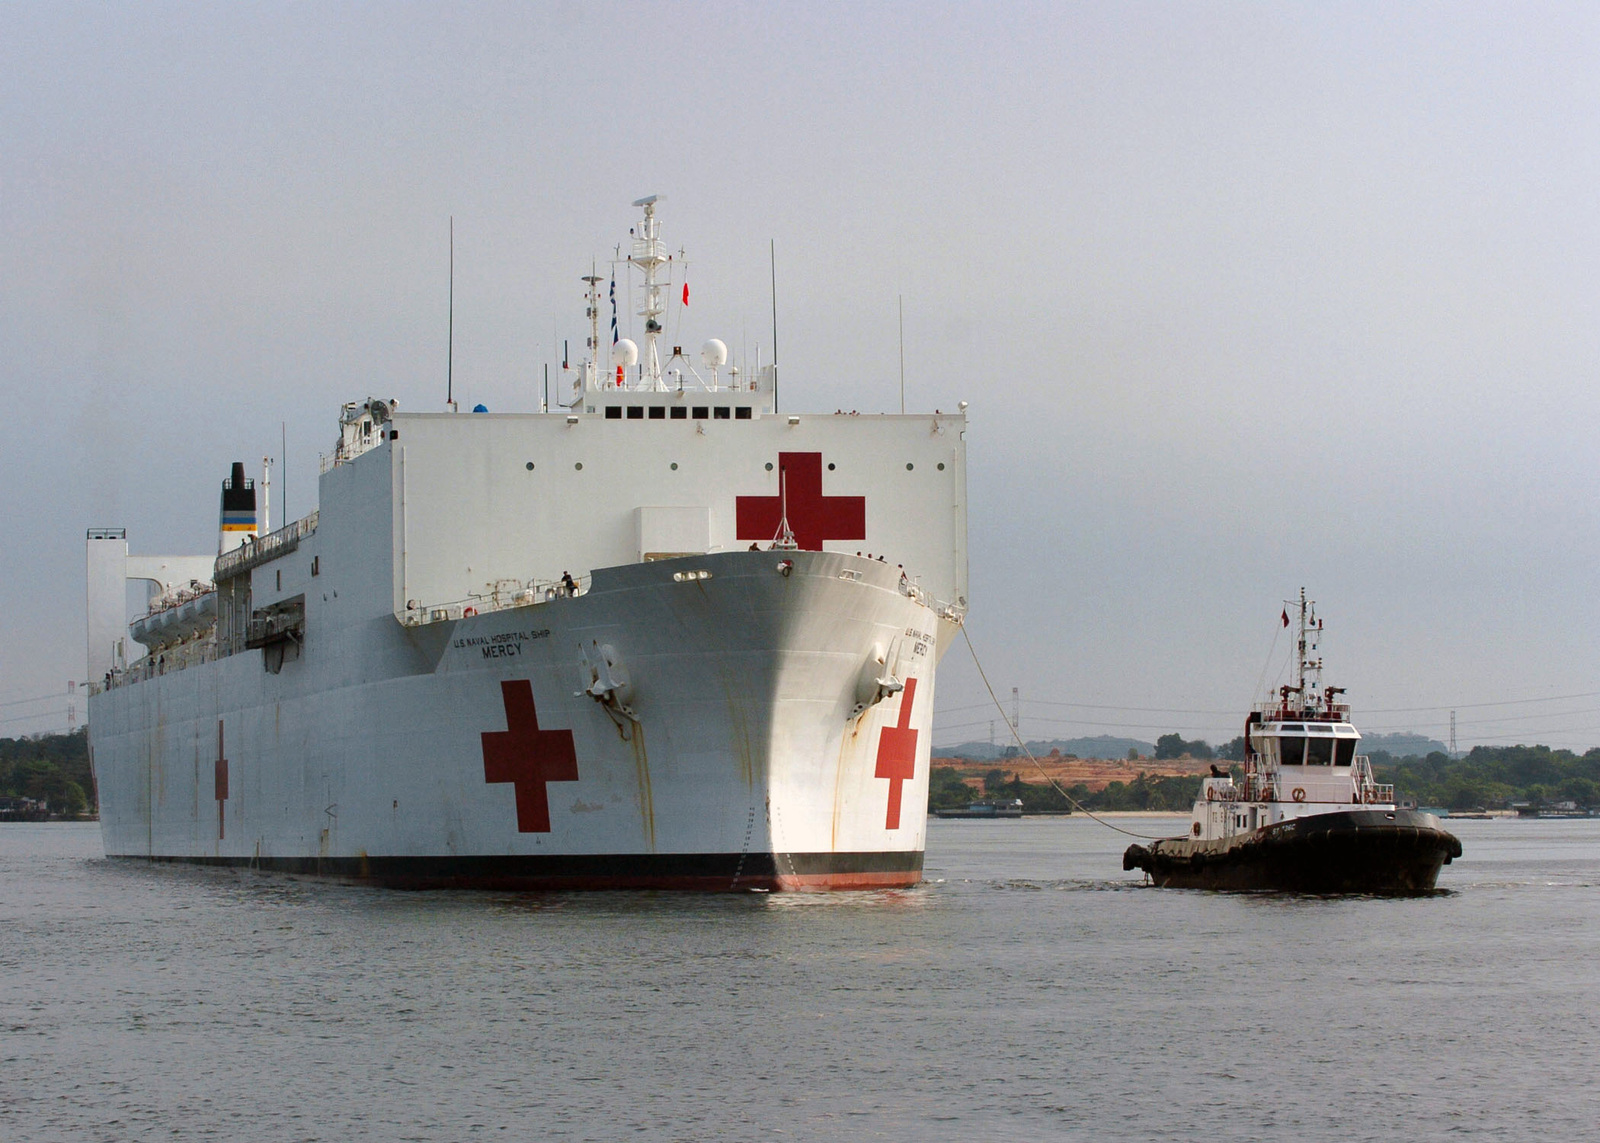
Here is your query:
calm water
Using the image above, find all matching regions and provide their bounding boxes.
[3,817,1597,1142]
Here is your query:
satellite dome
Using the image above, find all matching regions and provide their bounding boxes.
[472,403,488,413]
[613,338,639,368]
[701,339,728,369]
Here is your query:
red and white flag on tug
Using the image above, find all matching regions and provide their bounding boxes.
[1281,608,1290,627]
[682,281,690,306]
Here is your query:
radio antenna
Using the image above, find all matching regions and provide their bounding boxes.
[898,294,905,414]
[447,216,455,411]
[770,239,779,411]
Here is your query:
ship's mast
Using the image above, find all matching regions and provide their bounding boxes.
[1294,588,1308,702]
[630,195,668,390]
[1291,587,1325,714]
[582,267,603,392]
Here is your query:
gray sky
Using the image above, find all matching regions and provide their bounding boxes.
[3,2,1597,750]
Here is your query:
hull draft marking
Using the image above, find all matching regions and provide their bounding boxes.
[874,677,919,830]
[214,720,229,841]
[735,452,866,550]
[481,680,579,833]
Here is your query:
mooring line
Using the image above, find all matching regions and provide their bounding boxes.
[960,626,1164,841]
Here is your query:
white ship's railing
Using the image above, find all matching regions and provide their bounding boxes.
[1202,756,1395,805]
[214,512,319,581]
[1352,755,1395,804]
[141,579,215,615]
[96,636,218,693]
[400,572,593,626]
[398,558,967,629]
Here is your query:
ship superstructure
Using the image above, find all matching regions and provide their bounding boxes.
[86,199,968,890]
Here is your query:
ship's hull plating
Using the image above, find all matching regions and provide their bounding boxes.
[1123,810,1463,893]
[89,551,947,890]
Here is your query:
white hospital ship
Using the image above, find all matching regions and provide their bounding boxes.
[85,198,968,889]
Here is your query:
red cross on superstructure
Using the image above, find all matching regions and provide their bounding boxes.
[874,677,919,830]
[481,680,579,833]
[736,452,866,551]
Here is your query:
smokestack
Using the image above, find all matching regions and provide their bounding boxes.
[219,461,257,554]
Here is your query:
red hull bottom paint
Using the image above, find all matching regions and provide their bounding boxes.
[127,851,924,893]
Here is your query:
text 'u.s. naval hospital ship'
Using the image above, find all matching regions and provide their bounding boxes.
[85,197,968,890]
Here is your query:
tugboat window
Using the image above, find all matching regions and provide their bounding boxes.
[1278,737,1306,766]
[735,406,752,420]
[627,406,645,419]
[713,406,731,419]
[648,406,666,419]
[670,407,687,419]
[1306,737,1334,766]
[692,406,709,419]
[605,406,623,419]
[1333,739,1356,767]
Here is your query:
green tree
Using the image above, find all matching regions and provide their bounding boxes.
[1154,734,1185,760]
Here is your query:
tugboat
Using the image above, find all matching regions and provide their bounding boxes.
[1123,591,1462,893]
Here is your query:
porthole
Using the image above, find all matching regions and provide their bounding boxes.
[575,462,583,471]
[670,462,678,471]
[525,462,535,471]
[906,463,914,471]
[765,462,774,471]
[827,463,836,471]
[937,462,945,471]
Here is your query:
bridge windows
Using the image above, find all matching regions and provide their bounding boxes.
[602,403,753,420]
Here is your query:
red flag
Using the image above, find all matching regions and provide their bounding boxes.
[1281,609,1290,628]
[682,282,690,306]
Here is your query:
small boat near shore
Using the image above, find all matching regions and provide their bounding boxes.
[933,798,1025,819]
[1124,591,1461,893]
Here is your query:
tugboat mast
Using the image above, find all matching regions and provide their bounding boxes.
[1283,587,1325,717]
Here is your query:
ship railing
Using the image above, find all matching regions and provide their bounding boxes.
[399,572,591,626]
[214,512,319,581]
[142,580,216,616]
[97,637,218,692]
[1350,755,1395,804]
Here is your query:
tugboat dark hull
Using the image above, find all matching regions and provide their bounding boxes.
[1123,810,1462,894]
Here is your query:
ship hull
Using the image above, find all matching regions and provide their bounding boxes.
[89,551,948,891]
[1123,810,1462,894]
[130,849,922,891]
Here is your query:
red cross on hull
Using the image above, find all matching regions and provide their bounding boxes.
[481,680,579,833]
[736,452,866,551]
[874,677,919,830]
